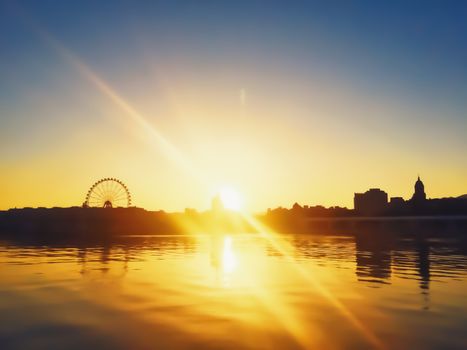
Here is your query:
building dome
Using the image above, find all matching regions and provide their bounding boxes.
[412,176,426,202]
[415,176,424,191]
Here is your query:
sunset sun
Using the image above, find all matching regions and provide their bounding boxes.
[0,2,466,350]
[219,187,243,211]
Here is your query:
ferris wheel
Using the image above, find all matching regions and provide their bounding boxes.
[84,178,131,208]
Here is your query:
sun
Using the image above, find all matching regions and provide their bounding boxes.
[219,187,243,211]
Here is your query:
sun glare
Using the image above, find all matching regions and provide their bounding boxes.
[222,236,237,274]
[219,187,243,211]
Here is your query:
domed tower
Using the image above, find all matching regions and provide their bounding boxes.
[411,176,426,202]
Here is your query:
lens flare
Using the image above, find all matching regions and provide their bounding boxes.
[219,187,243,211]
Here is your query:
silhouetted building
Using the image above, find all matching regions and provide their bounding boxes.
[411,176,427,203]
[390,197,405,205]
[387,196,408,215]
[354,188,388,215]
[211,195,224,212]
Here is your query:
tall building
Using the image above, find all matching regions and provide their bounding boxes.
[411,176,427,203]
[211,195,224,212]
[354,188,388,215]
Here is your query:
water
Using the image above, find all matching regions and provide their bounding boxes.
[0,233,466,349]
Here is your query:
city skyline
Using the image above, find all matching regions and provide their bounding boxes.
[1,1,466,211]
[3,174,466,214]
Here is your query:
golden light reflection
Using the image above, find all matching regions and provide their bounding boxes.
[206,233,325,348]
[238,212,387,350]
[222,236,237,274]
[3,234,450,349]
[210,235,238,287]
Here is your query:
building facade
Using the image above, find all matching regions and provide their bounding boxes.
[354,188,388,215]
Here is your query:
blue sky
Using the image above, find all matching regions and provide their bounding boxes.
[2,1,466,96]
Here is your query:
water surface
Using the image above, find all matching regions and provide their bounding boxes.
[0,233,466,349]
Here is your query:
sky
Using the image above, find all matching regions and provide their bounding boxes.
[1,0,466,212]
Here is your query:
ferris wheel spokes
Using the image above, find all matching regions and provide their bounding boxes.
[83,178,131,208]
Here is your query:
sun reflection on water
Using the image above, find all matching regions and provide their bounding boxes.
[210,235,239,287]
[0,234,466,350]
[222,236,237,274]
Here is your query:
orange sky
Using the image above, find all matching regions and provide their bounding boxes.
[1,55,465,212]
